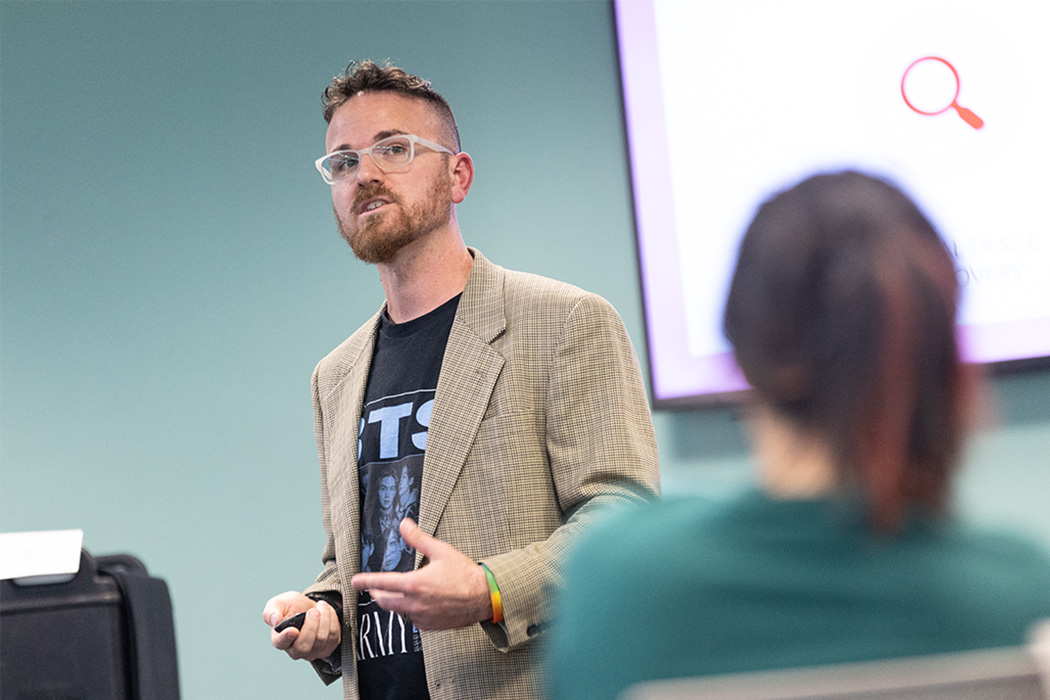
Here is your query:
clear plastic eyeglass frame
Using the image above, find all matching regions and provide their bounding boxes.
[315,134,455,184]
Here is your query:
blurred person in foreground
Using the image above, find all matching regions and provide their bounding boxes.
[261,60,660,700]
[547,170,1050,700]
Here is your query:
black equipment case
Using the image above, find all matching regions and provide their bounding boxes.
[0,549,180,700]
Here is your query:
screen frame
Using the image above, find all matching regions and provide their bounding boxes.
[612,0,1050,411]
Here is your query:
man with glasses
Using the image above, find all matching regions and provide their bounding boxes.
[263,61,659,700]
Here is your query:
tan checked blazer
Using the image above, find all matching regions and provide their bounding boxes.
[304,249,660,700]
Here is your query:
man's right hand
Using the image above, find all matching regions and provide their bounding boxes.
[263,591,341,661]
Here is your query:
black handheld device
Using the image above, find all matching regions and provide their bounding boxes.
[274,611,307,633]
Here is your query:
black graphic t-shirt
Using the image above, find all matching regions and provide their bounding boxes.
[355,295,459,700]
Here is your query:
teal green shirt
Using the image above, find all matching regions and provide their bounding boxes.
[547,488,1050,700]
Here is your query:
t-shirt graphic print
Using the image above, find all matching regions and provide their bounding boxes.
[354,294,459,700]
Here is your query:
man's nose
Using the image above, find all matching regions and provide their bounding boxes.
[355,152,385,185]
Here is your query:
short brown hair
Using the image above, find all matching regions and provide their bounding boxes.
[321,60,461,151]
[724,171,966,532]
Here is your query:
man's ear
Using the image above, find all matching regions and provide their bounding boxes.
[449,152,474,204]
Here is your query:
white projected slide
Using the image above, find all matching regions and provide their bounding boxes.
[616,0,1050,406]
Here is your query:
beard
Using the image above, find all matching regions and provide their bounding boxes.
[336,175,453,265]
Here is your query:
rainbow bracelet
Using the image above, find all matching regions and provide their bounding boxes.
[479,563,503,624]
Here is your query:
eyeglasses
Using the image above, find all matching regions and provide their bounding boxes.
[315,134,455,184]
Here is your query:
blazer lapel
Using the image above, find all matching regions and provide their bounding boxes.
[321,309,383,582]
[416,250,506,546]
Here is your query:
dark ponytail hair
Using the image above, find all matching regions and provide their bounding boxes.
[724,171,965,531]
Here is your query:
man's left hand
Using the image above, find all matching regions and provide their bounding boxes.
[350,518,494,630]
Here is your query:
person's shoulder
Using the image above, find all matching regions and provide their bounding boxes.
[938,520,1050,576]
[312,309,383,396]
[904,519,1050,639]
[573,493,727,566]
[471,249,601,306]
[503,268,627,334]
[503,265,593,305]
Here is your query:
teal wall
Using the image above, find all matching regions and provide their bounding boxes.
[2,2,1048,698]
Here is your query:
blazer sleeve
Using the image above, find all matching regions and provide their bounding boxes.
[478,292,660,650]
[303,362,345,686]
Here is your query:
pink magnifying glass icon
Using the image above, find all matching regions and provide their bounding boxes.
[901,56,984,130]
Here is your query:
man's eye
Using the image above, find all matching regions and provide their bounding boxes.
[332,154,359,172]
